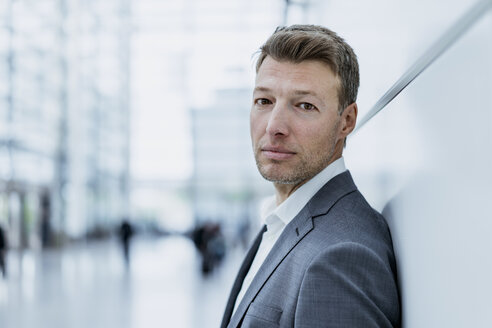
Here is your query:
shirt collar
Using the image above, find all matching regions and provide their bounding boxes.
[261,157,347,228]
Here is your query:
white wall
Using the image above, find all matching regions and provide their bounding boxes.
[342,3,492,328]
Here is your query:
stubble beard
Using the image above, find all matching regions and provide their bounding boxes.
[254,128,339,185]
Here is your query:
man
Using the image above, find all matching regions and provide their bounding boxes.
[119,219,133,266]
[221,25,400,327]
[0,224,7,278]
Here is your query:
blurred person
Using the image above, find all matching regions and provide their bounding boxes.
[192,221,226,275]
[221,25,400,327]
[40,192,52,248]
[119,219,134,266]
[0,224,7,278]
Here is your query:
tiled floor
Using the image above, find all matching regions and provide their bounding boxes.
[0,235,245,328]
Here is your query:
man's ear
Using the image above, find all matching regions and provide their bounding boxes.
[339,102,358,139]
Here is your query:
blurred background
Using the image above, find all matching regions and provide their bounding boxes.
[0,0,490,327]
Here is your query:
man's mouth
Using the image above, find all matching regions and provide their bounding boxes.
[261,146,296,160]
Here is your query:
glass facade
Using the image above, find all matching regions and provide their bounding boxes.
[0,0,131,247]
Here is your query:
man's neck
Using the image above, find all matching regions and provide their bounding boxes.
[274,180,308,205]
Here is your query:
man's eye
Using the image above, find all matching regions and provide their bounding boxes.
[299,103,316,111]
[255,98,271,105]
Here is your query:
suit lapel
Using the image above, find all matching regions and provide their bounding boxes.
[228,207,313,328]
[227,171,358,328]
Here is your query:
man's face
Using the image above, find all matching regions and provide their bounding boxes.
[251,56,346,186]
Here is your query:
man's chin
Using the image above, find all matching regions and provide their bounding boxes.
[259,170,303,185]
[256,161,305,184]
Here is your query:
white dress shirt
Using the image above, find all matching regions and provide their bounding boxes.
[232,157,347,313]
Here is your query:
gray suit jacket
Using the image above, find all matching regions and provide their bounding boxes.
[221,171,400,327]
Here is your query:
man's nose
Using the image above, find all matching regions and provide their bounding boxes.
[266,104,289,137]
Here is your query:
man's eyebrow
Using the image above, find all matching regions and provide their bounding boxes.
[294,90,326,107]
[292,90,319,97]
[253,87,319,97]
[253,86,271,93]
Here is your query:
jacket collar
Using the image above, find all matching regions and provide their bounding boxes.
[307,170,357,218]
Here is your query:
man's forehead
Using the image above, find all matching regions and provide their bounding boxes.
[257,56,337,75]
[257,57,339,82]
[254,59,339,95]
